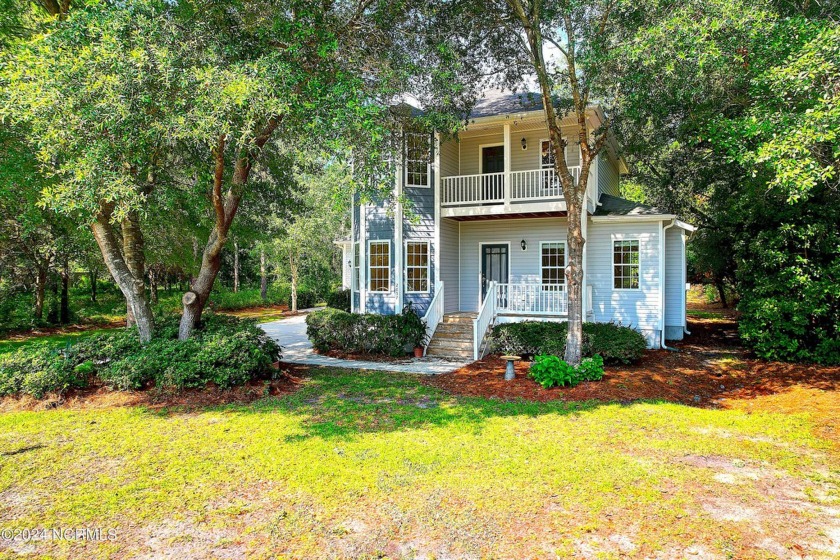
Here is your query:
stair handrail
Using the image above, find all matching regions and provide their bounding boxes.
[422,281,444,356]
[473,281,497,361]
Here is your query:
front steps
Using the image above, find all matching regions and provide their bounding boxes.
[426,313,477,360]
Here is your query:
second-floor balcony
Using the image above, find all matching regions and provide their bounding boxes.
[441,167,581,211]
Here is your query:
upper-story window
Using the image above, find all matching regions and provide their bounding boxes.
[613,239,640,289]
[405,132,431,188]
[368,240,390,292]
[540,140,555,169]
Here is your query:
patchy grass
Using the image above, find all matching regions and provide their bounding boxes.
[0,328,114,355]
[688,309,729,319]
[0,367,838,559]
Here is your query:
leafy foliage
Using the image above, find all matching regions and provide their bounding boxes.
[306,306,427,357]
[528,354,605,389]
[489,321,647,365]
[326,288,351,313]
[0,314,281,397]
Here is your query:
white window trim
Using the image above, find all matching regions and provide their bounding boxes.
[352,241,360,292]
[539,240,567,289]
[405,132,431,189]
[612,235,642,291]
[367,239,391,293]
[478,142,505,174]
[404,240,430,294]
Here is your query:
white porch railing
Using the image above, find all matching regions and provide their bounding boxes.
[473,281,497,360]
[496,283,568,315]
[510,167,580,202]
[441,172,504,206]
[422,281,445,356]
[442,167,581,207]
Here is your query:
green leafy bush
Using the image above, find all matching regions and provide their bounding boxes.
[528,353,605,389]
[489,321,646,364]
[326,288,351,312]
[0,344,87,398]
[0,314,282,397]
[306,305,426,357]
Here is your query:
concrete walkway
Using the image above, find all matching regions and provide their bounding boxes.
[259,312,468,375]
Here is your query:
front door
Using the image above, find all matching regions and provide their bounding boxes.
[481,244,509,303]
[481,145,504,202]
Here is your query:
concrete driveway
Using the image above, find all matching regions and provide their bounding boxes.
[259,312,468,375]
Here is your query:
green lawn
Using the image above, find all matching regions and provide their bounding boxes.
[0,329,111,355]
[0,368,838,559]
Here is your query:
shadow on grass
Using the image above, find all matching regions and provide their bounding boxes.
[140,366,630,442]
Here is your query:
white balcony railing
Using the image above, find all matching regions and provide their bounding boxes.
[441,172,504,206]
[496,283,568,315]
[441,167,580,207]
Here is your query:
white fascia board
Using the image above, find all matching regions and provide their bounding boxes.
[590,214,677,223]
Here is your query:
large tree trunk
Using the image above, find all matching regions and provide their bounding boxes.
[91,210,154,343]
[33,265,48,321]
[715,279,729,308]
[149,266,159,304]
[260,248,268,301]
[508,0,611,365]
[179,120,280,340]
[290,253,298,313]
[89,268,98,302]
[233,241,240,293]
[59,258,70,324]
[122,211,145,328]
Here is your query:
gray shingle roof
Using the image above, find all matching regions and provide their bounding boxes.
[594,194,668,217]
[470,91,543,118]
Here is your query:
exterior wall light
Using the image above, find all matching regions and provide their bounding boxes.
[521,137,527,150]
[520,239,527,251]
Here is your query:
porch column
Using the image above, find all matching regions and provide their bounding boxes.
[396,137,404,313]
[433,133,441,290]
[503,122,511,209]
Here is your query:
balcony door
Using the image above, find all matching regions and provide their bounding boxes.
[481,244,509,304]
[481,145,504,203]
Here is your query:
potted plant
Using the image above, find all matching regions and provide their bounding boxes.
[400,302,428,358]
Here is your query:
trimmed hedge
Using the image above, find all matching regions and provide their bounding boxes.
[489,321,647,364]
[0,314,282,398]
[306,306,426,357]
[326,288,351,312]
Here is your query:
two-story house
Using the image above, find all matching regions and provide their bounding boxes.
[338,92,694,361]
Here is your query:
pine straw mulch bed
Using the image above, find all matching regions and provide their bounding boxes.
[420,315,840,412]
[0,368,305,414]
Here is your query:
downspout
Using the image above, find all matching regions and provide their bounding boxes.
[661,218,677,350]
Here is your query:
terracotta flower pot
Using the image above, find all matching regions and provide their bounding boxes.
[414,346,424,358]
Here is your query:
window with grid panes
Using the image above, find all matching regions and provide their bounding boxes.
[613,240,640,289]
[405,241,429,293]
[368,241,390,292]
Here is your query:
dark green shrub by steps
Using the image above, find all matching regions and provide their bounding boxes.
[306,305,427,357]
[489,321,647,364]
[0,314,281,398]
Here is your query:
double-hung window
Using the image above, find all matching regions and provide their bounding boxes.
[405,132,431,188]
[541,242,566,291]
[405,241,430,293]
[352,242,360,291]
[613,240,640,289]
[368,241,390,292]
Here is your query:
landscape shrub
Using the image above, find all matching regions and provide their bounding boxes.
[0,344,87,398]
[306,305,426,357]
[528,353,605,389]
[0,314,282,397]
[489,321,647,364]
[326,288,351,312]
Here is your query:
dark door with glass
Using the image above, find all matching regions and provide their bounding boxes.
[481,244,509,303]
[481,145,504,202]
